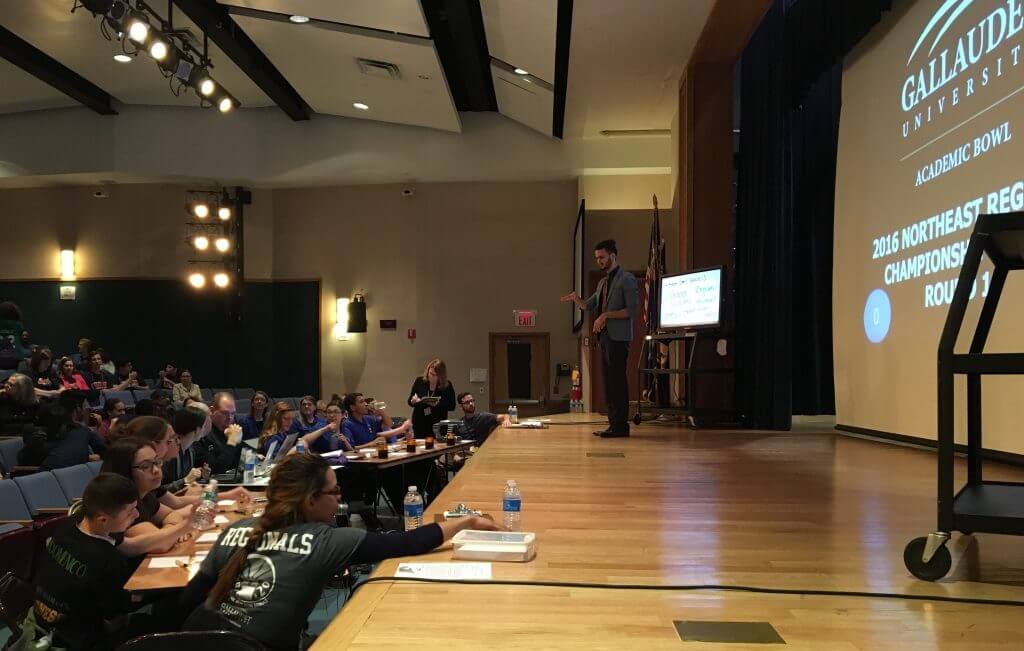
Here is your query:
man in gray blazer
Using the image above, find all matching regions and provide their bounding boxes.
[562,239,639,437]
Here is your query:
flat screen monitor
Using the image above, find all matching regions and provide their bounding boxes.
[658,267,723,330]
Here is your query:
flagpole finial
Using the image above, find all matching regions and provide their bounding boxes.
[652,194,658,209]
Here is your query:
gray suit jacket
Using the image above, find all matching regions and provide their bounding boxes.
[585,268,639,342]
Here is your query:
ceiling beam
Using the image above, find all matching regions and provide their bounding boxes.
[421,0,496,112]
[172,0,312,121]
[552,0,573,139]
[0,26,117,115]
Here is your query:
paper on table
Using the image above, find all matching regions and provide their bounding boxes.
[196,531,220,543]
[149,556,189,569]
[320,449,344,458]
[394,562,492,581]
[188,563,201,581]
[217,500,235,507]
[214,515,229,524]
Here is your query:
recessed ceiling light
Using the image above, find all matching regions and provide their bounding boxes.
[113,54,132,63]
[353,102,369,110]
[289,15,310,23]
[514,68,528,75]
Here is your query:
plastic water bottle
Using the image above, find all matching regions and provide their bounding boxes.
[503,479,521,531]
[508,404,519,425]
[295,439,307,455]
[243,448,255,484]
[192,479,218,530]
[403,486,424,531]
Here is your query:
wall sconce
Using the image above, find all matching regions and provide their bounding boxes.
[60,249,76,280]
[334,297,350,340]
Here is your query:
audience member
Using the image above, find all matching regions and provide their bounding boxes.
[457,392,508,443]
[99,398,127,438]
[258,400,297,454]
[180,454,497,650]
[407,358,456,436]
[73,338,94,368]
[343,392,410,450]
[172,369,202,408]
[194,392,244,473]
[83,351,132,391]
[20,397,105,470]
[114,358,138,385]
[18,473,140,650]
[157,363,179,390]
[324,402,352,451]
[57,356,91,391]
[100,437,195,556]
[0,301,28,370]
[95,348,116,375]
[18,346,60,396]
[238,390,269,442]
[1,373,40,436]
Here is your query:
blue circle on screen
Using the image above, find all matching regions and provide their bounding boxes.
[863,289,891,344]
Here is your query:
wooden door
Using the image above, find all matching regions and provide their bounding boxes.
[587,270,646,416]
[489,332,550,418]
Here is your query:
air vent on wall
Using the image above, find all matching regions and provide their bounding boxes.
[357,58,401,80]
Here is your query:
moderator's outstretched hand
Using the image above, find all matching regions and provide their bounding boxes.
[559,291,579,302]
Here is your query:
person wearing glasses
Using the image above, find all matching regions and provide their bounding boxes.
[456,392,508,444]
[181,454,497,650]
[99,437,196,557]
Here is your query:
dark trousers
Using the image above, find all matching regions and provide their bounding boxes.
[600,335,630,431]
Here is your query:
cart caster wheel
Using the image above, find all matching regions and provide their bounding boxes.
[904,536,952,581]
[632,414,641,425]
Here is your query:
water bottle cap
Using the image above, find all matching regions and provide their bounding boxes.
[507,479,516,486]
[208,479,217,489]
[408,485,417,492]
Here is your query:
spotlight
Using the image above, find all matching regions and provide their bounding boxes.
[113,54,132,63]
[149,39,168,61]
[289,15,310,23]
[217,206,231,221]
[214,237,230,253]
[127,14,149,43]
[218,97,233,113]
[192,202,209,219]
[213,272,230,288]
[514,68,529,75]
[193,235,209,251]
[188,272,206,288]
[353,102,369,110]
[199,78,215,96]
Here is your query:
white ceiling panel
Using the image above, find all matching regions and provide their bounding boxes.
[221,0,430,37]
[233,14,460,132]
[0,59,77,115]
[480,0,557,84]
[491,64,553,137]
[0,0,272,110]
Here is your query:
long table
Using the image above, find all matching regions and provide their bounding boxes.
[311,420,1024,650]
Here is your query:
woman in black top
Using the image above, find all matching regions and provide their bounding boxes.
[0,373,39,436]
[407,357,456,436]
[180,453,496,651]
[18,346,59,396]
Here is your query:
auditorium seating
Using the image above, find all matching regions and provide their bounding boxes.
[0,439,23,475]
[14,473,68,515]
[234,388,255,399]
[51,464,93,501]
[210,388,233,397]
[199,388,213,402]
[103,389,136,408]
[235,399,251,417]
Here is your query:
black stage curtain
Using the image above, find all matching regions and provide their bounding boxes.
[736,0,891,429]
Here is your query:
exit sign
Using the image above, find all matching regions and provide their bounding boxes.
[514,309,537,327]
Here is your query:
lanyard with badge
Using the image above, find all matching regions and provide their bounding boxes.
[423,385,436,416]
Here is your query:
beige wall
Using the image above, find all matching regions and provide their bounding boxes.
[0,184,274,280]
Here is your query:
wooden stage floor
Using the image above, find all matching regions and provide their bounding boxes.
[313,417,1024,650]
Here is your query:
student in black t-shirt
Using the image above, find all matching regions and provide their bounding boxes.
[16,473,139,651]
[82,351,132,392]
[100,437,196,557]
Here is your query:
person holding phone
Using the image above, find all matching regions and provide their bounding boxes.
[407,358,456,437]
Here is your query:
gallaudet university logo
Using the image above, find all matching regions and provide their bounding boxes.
[901,0,1024,138]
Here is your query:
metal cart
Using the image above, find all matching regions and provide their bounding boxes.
[904,212,1024,581]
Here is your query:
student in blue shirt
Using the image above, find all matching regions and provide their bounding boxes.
[341,393,410,449]
[290,395,339,453]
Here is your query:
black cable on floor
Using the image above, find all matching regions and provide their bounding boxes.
[354,576,1024,607]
